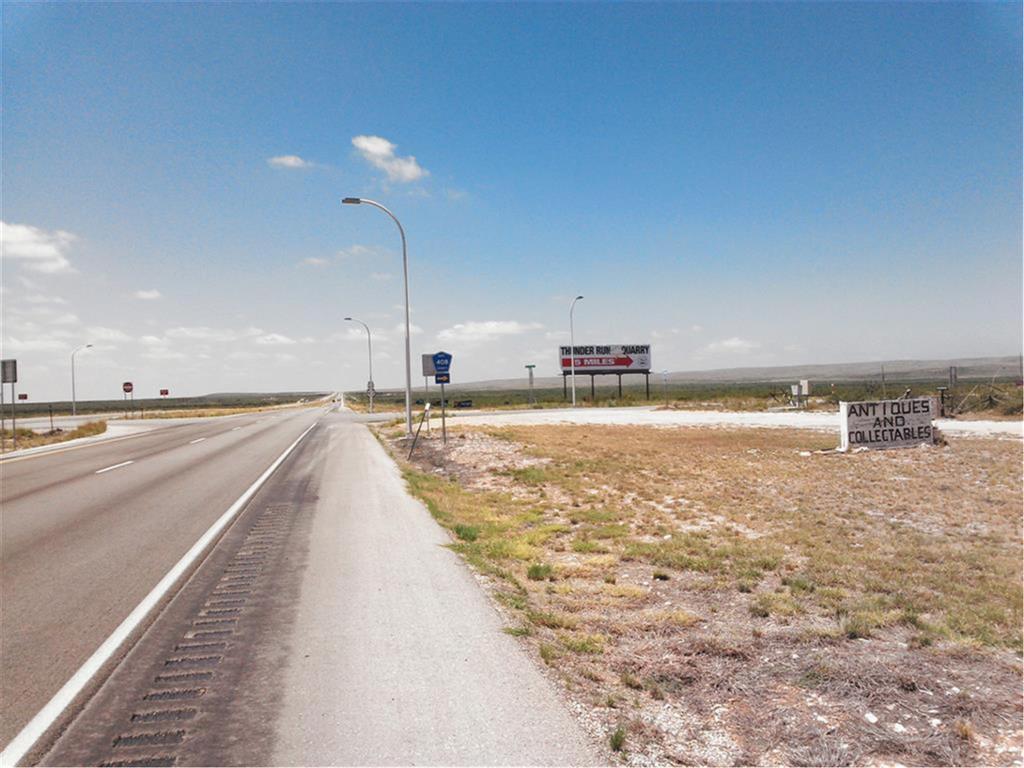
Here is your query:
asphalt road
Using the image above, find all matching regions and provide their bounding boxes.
[5,408,599,765]
[1,407,323,752]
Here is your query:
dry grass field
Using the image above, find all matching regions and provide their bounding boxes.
[0,420,107,452]
[381,424,1023,766]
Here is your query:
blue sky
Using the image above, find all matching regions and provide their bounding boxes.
[2,2,1021,400]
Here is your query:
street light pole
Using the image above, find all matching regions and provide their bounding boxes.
[342,197,413,435]
[71,343,93,417]
[344,317,374,413]
[525,364,536,406]
[569,295,584,407]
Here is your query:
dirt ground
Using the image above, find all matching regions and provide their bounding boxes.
[382,424,1023,767]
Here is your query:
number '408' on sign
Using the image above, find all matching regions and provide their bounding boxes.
[432,352,452,375]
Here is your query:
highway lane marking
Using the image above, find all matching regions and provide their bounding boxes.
[0,419,319,768]
[189,438,207,444]
[231,427,241,431]
[94,460,134,474]
[0,430,158,465]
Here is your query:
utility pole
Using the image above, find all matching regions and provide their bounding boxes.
[71,343,93,417]
[569,295,584,407]
[344,317,374,413]
[342,197,413,435]
[525,364,536,406]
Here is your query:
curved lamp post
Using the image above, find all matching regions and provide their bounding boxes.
[342,197,412,435]
[569,295,584,407]
[71,343,93,416]
[344,316,374,413]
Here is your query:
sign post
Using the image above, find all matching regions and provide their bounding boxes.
[123,381,133,419]
[2,359,18,451]
[432,352,452,445]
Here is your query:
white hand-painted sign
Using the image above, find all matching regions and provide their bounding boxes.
[839,398,937,451]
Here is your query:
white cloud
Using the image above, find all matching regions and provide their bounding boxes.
[337,244,389,261]
[351,135,428,183]
[165,326,262,342]
[142,347,188,360]
[226,350,271,361]
[369,272,392,281]
[2,336,69,351]
[134,289,162,300]
[24,294,67,305]
[49,312,82,326]
[1,221,77,273]
[652,325,703,340]
[268,155,313,169]
[254,333,297,345]
[392,323,423,337]
[300,257,329,267]
[704,337,761,354]
[87,326,133,342]
[10,304,81,326]
[438,320,543,345]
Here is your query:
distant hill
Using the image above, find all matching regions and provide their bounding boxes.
[454,356,1023,391]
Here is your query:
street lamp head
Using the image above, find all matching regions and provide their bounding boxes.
[341,197,362,205]
[86,343,93,348]
[575,295,584,300]
[344,317,353,321]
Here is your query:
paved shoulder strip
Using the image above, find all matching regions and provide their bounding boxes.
[0,422,317,768]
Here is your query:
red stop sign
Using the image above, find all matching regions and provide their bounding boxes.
[122,381,133,394]
[160,389,169,396]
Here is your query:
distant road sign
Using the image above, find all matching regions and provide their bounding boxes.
[17,393,27,401]
[366,380,376,394]
[421,354,436,377]
[434,373,450,384]
[432,351,452,374]
[122,381,133,394]
[160,389,169,396]
[1,359,17,383]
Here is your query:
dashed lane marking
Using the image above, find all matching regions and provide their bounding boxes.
[95,461,134,474]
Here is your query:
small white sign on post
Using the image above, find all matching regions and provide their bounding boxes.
[839,398,938,451]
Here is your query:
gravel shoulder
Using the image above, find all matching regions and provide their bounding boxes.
[445,406,1023,439]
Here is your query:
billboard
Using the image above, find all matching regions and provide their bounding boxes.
[559,344,651,373]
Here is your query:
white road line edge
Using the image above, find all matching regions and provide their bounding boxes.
[231,427,241,431]
[0,420,318,768]
[94,461,134,475]
[188,437,206,445]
